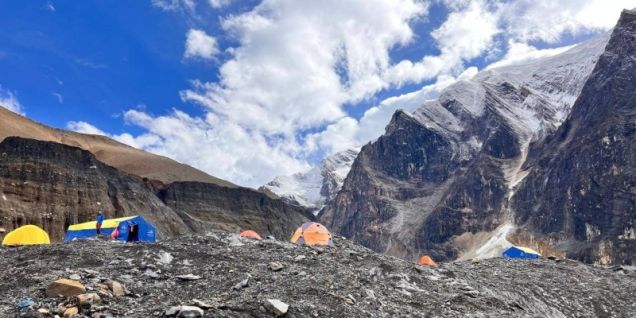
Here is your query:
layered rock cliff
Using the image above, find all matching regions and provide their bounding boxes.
[321,18,620,263]
[511,9,636,265]
[0,137,309,242]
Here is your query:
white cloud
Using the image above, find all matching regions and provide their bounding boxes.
[103,0,629,187]
[45,1,55,12]
[0,86,24,115]
[52,92,64,104]
[67,121,107,135]
[209,0,234,8]
[497,0,635,43]
[66,121,161,149]
[152,0,195,12]
[184,29,219,60]
[385,0,499,86]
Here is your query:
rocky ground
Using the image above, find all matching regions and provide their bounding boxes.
[1,232,635,318]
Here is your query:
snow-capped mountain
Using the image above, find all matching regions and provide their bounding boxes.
[321,28,615,263]
[261,149,359,213]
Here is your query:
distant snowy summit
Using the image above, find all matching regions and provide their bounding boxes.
[261,148,359,213]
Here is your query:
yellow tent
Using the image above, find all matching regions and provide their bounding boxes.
[2,225,51,246]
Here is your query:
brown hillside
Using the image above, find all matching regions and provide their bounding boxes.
[0,106,235,187]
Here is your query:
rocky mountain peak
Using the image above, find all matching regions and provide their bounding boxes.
[320,22,619,263]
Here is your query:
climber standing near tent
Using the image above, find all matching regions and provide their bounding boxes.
[96,212,104,235]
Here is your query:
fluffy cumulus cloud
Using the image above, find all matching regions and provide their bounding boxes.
[103,0,630,187]
[0,85,24,115]
[497,0,635,43]
[184,29,218,60]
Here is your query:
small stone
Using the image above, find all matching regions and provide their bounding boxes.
[294,255,306,262]
[165,306,204,318]
[191,299,216,310]
[464,290,480,298]
[459,285,474,291]
[157,251,174,265]
[69,274,81,281]
[63,307,79,317]
[268,262,284,272]
[105,279,125,297]
[144,269,160,279]
[38,308,50,314]
[77,293,101,307]
[232,278,249,290]
[47,279,86,298]
[264,299,288,317]
[176,274,201,281]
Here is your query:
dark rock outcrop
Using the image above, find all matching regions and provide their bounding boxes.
[0,137,309,242]
[0,137,190,241]
[160,182,313,240]
[511,9,636,265]
[322,10,635,265]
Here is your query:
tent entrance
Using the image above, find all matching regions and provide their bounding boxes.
[127,223,139,242]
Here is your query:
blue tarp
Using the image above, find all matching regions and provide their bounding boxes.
[64,215,156,243]
[502,246,540,259]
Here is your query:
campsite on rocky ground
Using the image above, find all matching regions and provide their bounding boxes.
[1,232,635,318]
[1,2,636,318]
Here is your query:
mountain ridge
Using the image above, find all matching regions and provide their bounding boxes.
[0,106,236,187]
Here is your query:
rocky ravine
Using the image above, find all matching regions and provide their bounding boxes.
[321,10,635,265]
[1,232,635,318]
[0,137,310,242]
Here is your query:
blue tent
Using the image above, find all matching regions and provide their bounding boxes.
[64,215,156,243]
[502,246,541,259]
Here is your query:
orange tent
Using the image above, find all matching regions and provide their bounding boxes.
[290,222,334,247]
[240,230,263,240]
[418,255,438,268]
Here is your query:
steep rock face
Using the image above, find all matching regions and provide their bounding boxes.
[0,137,309,242]
[0,137,190,241]
[160,181,312,240]
[261,149,358,213]
[511,10,636,265]
[321,31,609,262]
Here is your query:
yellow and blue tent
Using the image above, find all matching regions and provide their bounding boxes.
[64,215,156,243]
[502,246,541,259]
[2,225,50,246]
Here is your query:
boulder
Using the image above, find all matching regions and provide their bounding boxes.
[47,279,86,298]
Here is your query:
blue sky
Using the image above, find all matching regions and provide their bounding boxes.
[0,0,631,187]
